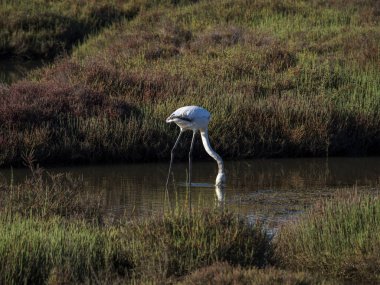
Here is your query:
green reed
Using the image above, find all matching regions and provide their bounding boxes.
[1,163,380,283]
[0,164,271,284]
[0,209,270,284]
[275,189,380,281]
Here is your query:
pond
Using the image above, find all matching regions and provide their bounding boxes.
[1,157,379,226]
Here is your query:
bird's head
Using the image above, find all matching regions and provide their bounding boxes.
[166,114,175,123]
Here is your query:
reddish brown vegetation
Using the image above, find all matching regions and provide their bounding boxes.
[0,0,379,166]
[0,81,131,126]
[181,262,319,285]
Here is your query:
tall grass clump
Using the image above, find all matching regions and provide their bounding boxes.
[126,209,271,282]
[275,190,380,282]
[0,209,272,284]
[0,216,133,285]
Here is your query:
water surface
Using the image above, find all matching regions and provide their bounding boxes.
[1,157,379,226]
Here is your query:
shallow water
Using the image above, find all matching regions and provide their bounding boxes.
[1,157,380,226]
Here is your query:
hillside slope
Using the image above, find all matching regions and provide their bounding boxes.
[1,0,379,166]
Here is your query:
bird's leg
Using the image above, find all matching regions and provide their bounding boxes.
[188,130,196,187]
[166,130,184,188]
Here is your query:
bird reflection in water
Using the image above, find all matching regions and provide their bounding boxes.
[164,182,226,212]
[215,184,225,209]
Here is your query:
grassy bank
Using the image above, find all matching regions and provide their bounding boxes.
[0,212,269,284]
[0,185,271,284]
[1,166,380,283]
[0,164,271,283]
[1,0,380,166]
[0,0,138,59]
[275,190,380,282]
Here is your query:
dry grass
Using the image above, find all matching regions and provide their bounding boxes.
[181,262,330,285]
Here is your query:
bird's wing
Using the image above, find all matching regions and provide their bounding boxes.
[167,106,210,122]
[168,106,195,121]
[170,115,192,122]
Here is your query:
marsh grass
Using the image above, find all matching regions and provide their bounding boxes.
[275,189,380,282]
[181,262,329,285]
[1,165,380,283]
[0,216,132,285]
[0,154,104,220]
[1,0,380,166]
[0,208,271,284]
[127,208,271,282]
[0,0,139,59]
[0,163,272,284]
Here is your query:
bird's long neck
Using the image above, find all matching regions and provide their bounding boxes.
[200,129,224,174]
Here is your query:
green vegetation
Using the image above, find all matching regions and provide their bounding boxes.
[0,216,127,284]
[0,168,271,284]
[1,0,380,166]
[0,213,263,284]
[1,1,379,282]
[275,190,380,282]
[1,166,380,283]
[0,0,138,59]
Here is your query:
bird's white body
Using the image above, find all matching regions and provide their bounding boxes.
[166,106,226,186]
[166,105,210,131]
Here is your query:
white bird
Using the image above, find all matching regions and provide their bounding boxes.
[166,106,226,187]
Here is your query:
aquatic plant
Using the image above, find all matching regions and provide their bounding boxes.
[0,160,103,220]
